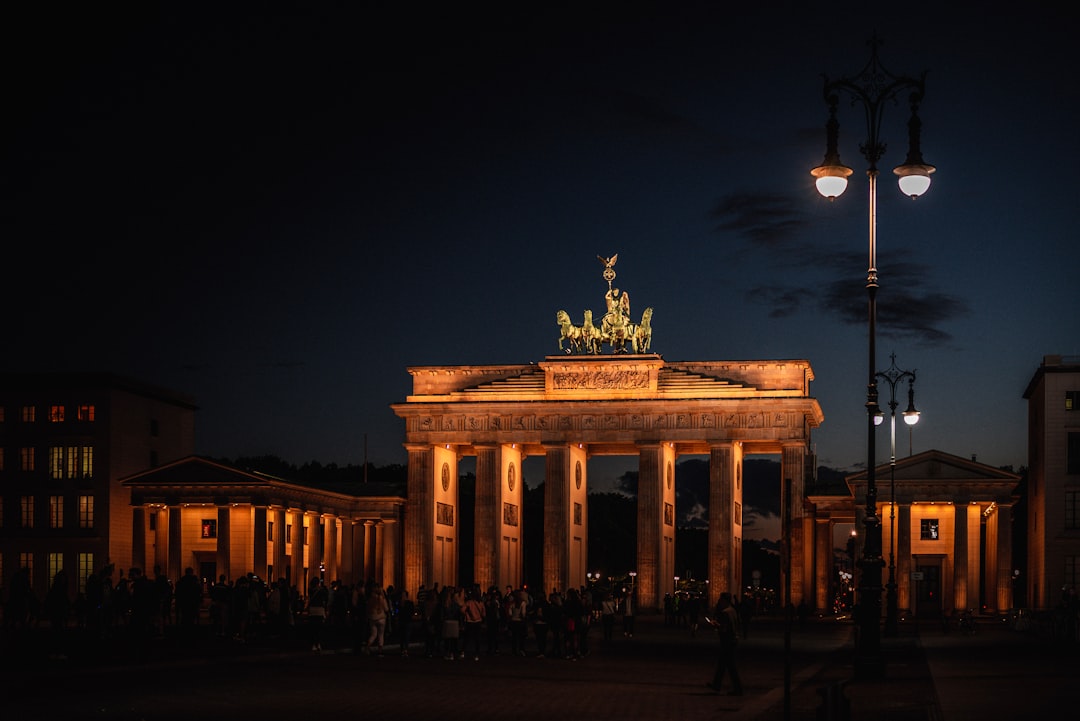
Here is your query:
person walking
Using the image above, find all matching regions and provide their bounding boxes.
[706,591,743,696]
[365,585,391,654]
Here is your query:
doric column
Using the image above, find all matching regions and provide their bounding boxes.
[375,521,386,585]
[404,444,434,597]
[897,503,912,615]
[474,445,499,591]
[323,515,337,582]
[782,443,808,606]
[707,443,739,609]
[131,506,146,574]
[217,505,232,582]
[636,442,675,611]
[953,504,968,613]
[994,504,1013,614]
[166,506,181,579]
[272,508,287,582]
[253,506,268,580]
[364,520,376,584]
[290,509,305,589]
[537,443,590,595]
[381,518,398,591]
[815,517,832,613]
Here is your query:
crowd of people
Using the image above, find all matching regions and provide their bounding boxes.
[3,563,770,676]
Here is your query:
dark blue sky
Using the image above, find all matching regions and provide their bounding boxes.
[4,3,1077,492]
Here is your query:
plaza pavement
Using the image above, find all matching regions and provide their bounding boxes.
[3,612,1075,720]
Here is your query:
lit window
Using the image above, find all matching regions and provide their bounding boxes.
[79,496,94,529]
[20,447,35,472]
[48,552,63,583]
[50,495,64,529]
[49,447,64,479]
[80,446,94,478]
[21,496,34,528]
[49,405,65,422]
[78,553,94,594]
[21,406,35,423]
[201,519,217,538]
[920,518,939,540]
[77,405,95,422]
[65,446,78,479]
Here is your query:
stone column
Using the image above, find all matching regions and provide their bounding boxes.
[323,515,337,582]
[381,518,398,592]
[364,520,376,585]
[815,518,832,612]
[637,443,662,611]
[272,508,287,582]
[474,445,499,591]
[375,521,386,586]
[253,506,268,580]
[897,504,912,615]
[404,444,434,599]
[953,504,968,613]
[781,443,807,606]
[707,443,737,609]
[165,506,181,579]
[131,506,146,574]
[994,504,1013,614]
[290,509,305,590]
[543,444,570,595]
[217,505,232,582]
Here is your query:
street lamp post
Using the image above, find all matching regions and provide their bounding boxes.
[811,36,934,679]
[876,352,920,637]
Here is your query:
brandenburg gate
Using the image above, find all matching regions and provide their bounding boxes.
[391,255,824,610]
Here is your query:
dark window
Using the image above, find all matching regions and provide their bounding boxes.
[1067,391,1080,411]
[1068,433,1080,475]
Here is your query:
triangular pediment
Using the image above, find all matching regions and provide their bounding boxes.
[120,455,281,488]
[847,449,1020,483]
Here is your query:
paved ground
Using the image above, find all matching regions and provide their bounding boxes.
[2,613,1075,720]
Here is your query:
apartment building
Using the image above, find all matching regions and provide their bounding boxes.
[1023,354,1080,610]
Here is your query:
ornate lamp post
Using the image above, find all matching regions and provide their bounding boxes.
[876,352,919,637]
[810,37,933,678]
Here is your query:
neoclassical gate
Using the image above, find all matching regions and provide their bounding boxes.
[392,354,824,610]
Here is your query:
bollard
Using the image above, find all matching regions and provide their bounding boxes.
[815,681,851,721]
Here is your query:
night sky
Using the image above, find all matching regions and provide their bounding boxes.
[5,4,1077,503]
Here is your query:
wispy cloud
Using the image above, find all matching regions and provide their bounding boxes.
[714,190,969,344]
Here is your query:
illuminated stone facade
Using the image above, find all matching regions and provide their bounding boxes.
[844,450,1019,617]
[392,354,824,610]
[121,456,405,592]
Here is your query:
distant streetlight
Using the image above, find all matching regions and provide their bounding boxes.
[876,352,919,637]
[811,36,933,679]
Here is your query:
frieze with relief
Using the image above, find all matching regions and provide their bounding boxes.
[551,369,651,390]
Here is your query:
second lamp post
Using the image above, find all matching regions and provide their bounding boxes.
[875,352,920,637]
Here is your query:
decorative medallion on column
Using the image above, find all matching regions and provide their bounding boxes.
[575,461,582,490]
[441,463,450,492]
[508,463,516,492]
